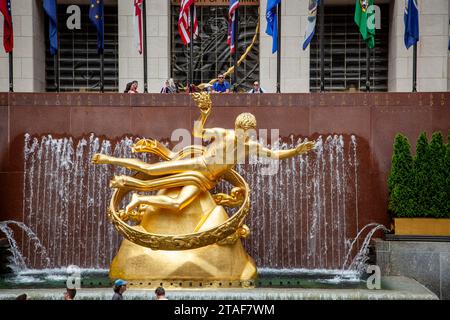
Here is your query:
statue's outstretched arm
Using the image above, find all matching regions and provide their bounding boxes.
[249,140,316,160]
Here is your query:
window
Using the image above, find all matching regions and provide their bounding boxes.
[170,4,260,91]
[309,4,389,92]
[45,4,118,92]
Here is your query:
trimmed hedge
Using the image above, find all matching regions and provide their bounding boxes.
[388,131,450,218]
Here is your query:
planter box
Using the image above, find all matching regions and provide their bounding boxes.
[393,218,450,236]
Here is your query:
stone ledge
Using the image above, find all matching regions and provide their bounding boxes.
[0,276,438,300]
[375,239,450,300]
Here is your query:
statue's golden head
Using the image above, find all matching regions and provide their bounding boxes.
[235,113,257,131]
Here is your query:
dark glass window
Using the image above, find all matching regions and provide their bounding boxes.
[170,5,259,91]
[310,4,389,92]
[45,4,118,92]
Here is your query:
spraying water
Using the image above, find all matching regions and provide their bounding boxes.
[343,223,389,273]
[20,133,361,269]
[0,221,50,271]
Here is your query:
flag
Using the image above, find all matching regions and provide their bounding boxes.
[89,0,104,54]
[178,0,198,46]
[354,0,375,49]
[404,0,419,49]
[227,0,239,54]
[43,0,58,56]
[266,0,280,54]
[302,0,319,50]
[133,0,143,54]
[0,0,13,53]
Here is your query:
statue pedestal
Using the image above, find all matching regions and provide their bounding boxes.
[109,188,257,287]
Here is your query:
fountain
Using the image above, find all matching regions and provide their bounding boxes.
[19,133,359,270]
[0,93,438,299]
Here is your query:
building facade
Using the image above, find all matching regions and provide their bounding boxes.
[0,0,449,93]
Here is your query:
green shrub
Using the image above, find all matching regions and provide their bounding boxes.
[388,134,415,217]
[446,130,450,215]
[413,132,430,216]
[427,132,447,217]
[388,131,450,218]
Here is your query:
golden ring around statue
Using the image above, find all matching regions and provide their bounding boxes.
[107,169,251,251]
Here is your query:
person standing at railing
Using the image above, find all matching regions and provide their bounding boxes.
[212,74,230,93]
[248,81,265,93]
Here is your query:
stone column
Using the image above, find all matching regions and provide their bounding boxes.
[0,0,45,92]
[259,0,310,93]
[118,0,169,93]
[388,0,449,92]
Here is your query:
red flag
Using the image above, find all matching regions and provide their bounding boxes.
[0,0,13,53]
[178,0,198,46]
[227,0,240,54]
[133,0,143,54]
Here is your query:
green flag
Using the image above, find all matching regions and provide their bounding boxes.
[354,0,375,49]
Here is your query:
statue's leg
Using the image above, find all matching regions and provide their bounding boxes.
[125,185,201,213]
[92,154,156,173]
[110,175,154,189]
[93,153,203,176]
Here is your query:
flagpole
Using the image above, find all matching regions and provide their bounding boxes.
[319,0,324,92]
[53,55,58,92]
[365,46,370,92]
[232,7,239,92]
[8,52,13,92]
[8,51,14,92]
[276,1,281,93]
[412,43,417,92]
[55,34,60,92]
[142,0,148,93]
[189,4,194,92]
[8,0,13,93]
[100,53,104,92]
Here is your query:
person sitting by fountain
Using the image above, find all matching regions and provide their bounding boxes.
[154,287,168,300]
[64,288,76,300]
[112,279,127,300]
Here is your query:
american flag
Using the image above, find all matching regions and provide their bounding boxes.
[178,0,198,46]
[227,0,240,54]
[134,0,143,54]
[0,0,13,53]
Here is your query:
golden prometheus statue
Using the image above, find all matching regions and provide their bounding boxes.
[92,93,315,287]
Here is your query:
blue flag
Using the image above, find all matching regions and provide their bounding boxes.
[89,0,104,54]
[43,0,58,56]
[404,0,419,49]
[266,0,280,54]
[302,0,319,50]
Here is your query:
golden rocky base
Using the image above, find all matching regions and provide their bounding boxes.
[109,188,257,286]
